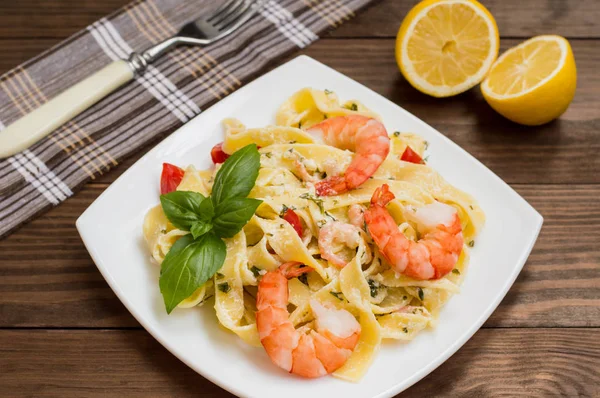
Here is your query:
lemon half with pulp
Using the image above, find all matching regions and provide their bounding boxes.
[396,0,499,97]
[481,35,577,126]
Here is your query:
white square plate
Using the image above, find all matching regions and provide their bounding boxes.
[77,55,543,398]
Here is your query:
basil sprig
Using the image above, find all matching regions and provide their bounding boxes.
[158,144,262,313]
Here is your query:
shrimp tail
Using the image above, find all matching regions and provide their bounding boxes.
[371,184,395,207]
[257,264,361,378]
[279,261,313,278]
[365,184,464,280]
[315,175,348,196]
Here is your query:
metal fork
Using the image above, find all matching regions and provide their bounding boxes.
[0,0,263,158]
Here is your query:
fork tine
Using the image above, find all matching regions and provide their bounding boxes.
[208,1,262,42]
[211,0,246,26]
[214,4,259,38]
[217,0,254,30]
[207,0,240,22]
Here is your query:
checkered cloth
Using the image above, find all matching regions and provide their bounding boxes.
[0,0,375,238]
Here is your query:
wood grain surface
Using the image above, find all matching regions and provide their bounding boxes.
[1,329,598,397]
[1,0,599,397]
[1,0,599,38]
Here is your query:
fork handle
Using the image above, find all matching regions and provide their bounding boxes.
[0,60,134,158]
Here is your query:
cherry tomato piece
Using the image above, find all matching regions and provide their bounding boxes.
[400,146,424,164]
[282,209,303,237]
[211,143,230,164]
[160,163,185,194]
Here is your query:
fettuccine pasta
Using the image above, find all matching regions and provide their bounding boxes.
[143,88,485,381]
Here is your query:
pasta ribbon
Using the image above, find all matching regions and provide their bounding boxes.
[222,118,315,154]
[214,232,261,347]
[276,88,380,129]
[142,87,486,382]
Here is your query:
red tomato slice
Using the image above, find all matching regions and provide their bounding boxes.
[160,163,185,194]
[400,146,424,164]
[211,143,230,164]
[282,209,303,237]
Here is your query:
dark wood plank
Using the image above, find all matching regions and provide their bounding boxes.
[1,0,599,40]
[0,184,598,328]
[331,0,600,38]
[0,328,597,396]
[92,38,600,185]
[0,0,129,39]
[497,184,600,327]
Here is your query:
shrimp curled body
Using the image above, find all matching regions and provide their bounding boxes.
[318,221,371,268]
[364,184,463,280]
[308,115,390,196]
[256,262,361,378]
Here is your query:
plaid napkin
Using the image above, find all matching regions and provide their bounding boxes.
[0,0,375,239]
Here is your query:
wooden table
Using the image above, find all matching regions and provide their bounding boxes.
[1,1,599,396]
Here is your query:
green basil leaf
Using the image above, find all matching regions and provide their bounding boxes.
[160,191,207,231]
[198,196,214,220]
[190,220,212,239]
[211,144,260,206]
[159,233,226,314]
[212,197,262,238]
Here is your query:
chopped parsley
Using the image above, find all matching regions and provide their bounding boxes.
[469,205,474,210]
[468,240,475,247]
[217,282,230,293]
[324,211,336,221]
[393,131,400,137]
[216,272,225,280]
[345,103,358,111]
[330,291,344,301]
[417,287,424,301]
[403,327,408,333]
[452,269,461,275]
[317,219,327,228]
[324,89,333,94]
[266,233,274,237]
[298,121,302,129]
[251,266,261,277]
[264,152,272,158]
[300,192,325,213]
[368,279,379,298]
[424,141,429,150]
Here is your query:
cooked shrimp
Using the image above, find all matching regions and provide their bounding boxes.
[318,221,371,268]
[285,148,319,183]
[256,262,361,378]
[293,158,317,183]
[364,184,463,280]
[307,115,390,196]
[348,204,365,227]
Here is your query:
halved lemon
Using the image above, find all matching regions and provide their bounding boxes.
[481,35,577,126]
[396,0,499,97]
